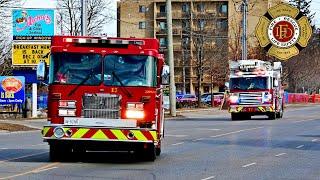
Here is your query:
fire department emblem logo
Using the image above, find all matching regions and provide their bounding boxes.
[255,3,312,60]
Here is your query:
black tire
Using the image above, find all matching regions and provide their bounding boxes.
[136,144,156,161]
[49,144,63,162]
[268,112,276,120]
[156,147,161,156]
[49,143,72,162]
[231,113,239,121]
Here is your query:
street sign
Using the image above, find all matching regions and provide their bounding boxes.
[0,76,25,104]
[12,42,50,66]
[12,9,54,40]
[255,3,312,60]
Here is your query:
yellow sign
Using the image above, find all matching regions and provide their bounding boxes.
[12,43,50,66]
[255,3,312,60]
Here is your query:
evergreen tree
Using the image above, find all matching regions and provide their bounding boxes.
[289,0,315,23]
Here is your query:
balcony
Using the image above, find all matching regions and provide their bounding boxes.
[156,28,167,35]
[156,12,166,18]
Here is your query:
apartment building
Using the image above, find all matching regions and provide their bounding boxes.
[117,0,281,94]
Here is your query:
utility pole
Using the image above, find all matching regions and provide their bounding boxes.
[242,0,248,60]
[166,0,176,116]
[81,0,87,36]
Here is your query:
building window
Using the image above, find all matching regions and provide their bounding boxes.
[219,3,228,15]
[139,5,146,13]
[198,19,206,30]
[139,22,146,29]
[217,20,228,31]
[197,3,205,12]
[160,5,166,13]
[182,3,190,13]
[159,38,167,47]
[159,22,167,30]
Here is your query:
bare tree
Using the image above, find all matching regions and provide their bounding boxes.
[57,0,113,36]
[191,8,229,107]
[0,0,21,75]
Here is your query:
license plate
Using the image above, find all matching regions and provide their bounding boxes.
[64,118,79,125]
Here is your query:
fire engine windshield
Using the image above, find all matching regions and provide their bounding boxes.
[229,77,268,90]
[50,53,102,85]
[104,55,157,87]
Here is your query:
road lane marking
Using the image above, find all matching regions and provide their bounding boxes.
[296,145,304,149]
[312,139,318,142]
[171,142,184,146]
[166,134,188,137]
[210,127,263,138]
[0,151,48,163]
[275,153,287,157]
[0,148,8,150]
[242,162,256,168]
[197,128,221,131]
[293,118,318,123]
[33,166,58,173]
[31,143,47,147]
[192,138,205,142]
[201,176,216,180]
[0,162,60,180]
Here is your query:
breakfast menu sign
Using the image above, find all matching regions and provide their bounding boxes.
[0,76,25,104]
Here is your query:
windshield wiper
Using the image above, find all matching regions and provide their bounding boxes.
[68,70,97,96]
[112,71,133,98]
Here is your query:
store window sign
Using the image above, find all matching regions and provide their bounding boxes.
[0,76,25,104]
[12,9,54,37]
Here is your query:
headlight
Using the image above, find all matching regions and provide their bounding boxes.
[262,92,272,103]
[59,100,76,108]
[126,110,145,119]
[229,94,239,104]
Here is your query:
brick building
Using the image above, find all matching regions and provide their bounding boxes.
[117,0,282,94]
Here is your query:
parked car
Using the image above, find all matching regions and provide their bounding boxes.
[201,92,224,105]
[177,94,198,103]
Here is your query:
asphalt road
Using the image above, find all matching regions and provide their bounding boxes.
[0,105,319,180]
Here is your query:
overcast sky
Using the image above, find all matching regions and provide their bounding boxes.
[22,0,320,37]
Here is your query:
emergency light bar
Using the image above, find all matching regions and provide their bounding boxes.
[63,38,144,45]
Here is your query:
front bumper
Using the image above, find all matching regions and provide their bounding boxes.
[42,126,158,143]
[229,105,275,113]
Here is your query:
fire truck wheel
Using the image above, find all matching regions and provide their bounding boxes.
[231,113,239,121]
[137,144,156,161]
[268,112,277,120]
[156,147,161,156]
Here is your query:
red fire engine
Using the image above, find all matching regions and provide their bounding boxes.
[228,60,284,120]
[39,36,169,161]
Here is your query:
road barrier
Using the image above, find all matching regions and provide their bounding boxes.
[285,93,320,104]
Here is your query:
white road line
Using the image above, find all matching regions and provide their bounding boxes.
[242,162,256,168]
[192,138,205,142]
[0,162,60,180]
[311,139,318,142]
[296,145,304,149]
[33,166,58,173]
[201,176,216,180]
[275,153,287,157]
[0,148,8,150]
[293,119,318,123]
[166,134,188,137]
[210,127,263,138]
[0,151,48,163]
[31,143,47,147]
[197,128,221,131]
[171,142,184,146]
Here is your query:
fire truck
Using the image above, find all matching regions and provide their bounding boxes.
[38,36,169,161]
[228,60,283,120]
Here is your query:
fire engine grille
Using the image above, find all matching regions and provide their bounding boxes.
[82,94,121,119]
[239,93,262,105]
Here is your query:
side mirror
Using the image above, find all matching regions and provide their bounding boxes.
[274,79,279,87]
[36,61,47,81]
[161,65,170,85]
